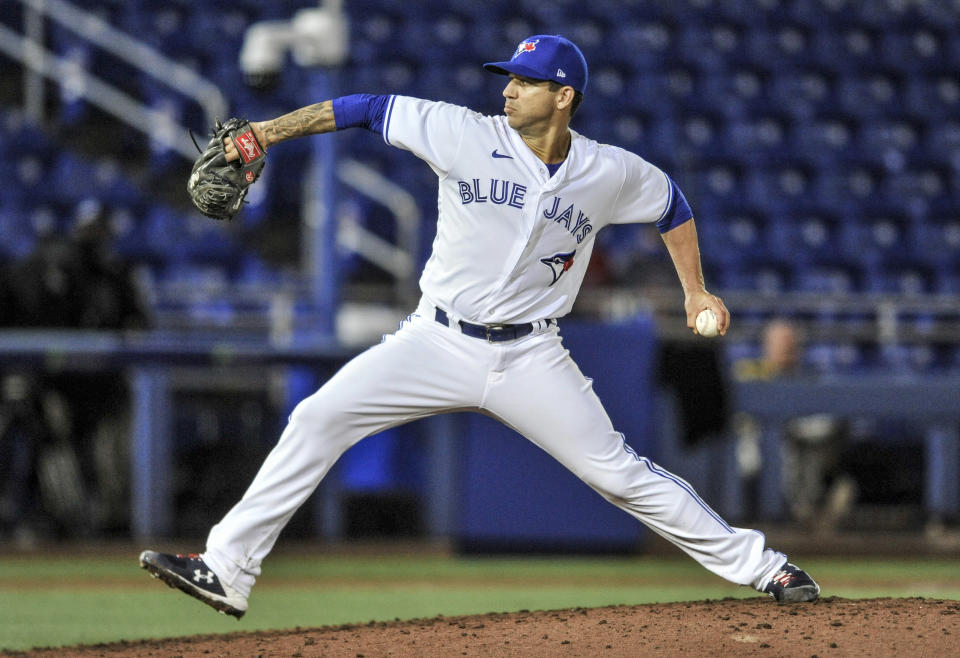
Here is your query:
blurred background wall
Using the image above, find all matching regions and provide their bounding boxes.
[0,0,958,552]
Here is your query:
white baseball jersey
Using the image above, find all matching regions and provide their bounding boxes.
[382,96,672,324]
[201,94,790,604]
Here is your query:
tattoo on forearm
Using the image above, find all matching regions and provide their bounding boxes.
[261,101,335,145]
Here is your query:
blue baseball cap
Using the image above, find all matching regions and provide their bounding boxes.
[483,35,588,94]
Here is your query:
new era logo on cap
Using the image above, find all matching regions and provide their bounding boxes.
[483,34,588,94]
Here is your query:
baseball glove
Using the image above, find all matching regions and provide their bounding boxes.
[187,118,267,220]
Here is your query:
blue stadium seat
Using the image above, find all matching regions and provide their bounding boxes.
[675,23,745,72]
[917,0,960,29]
[809,26,881,74]
[767,209,843,264]
[715,260,793,294]
[744,25,813,68]
[3,111,53,159]
[88,158,140,207]
[11,153,49,210]
[379,59,418,95]
[623,68,695,116]
[513,0,571,28]
[109,204,143,255]
[696,206,768,266]
[415,65,458,103]
[835,71,904,120]
[803,342,837,375]
[793,260,863,294]
[839,213,913,267]
[724,115,788,158]
[591,66,628,105]
[905,75,960,122]
[743,161,815,214]
[901,310,938,338]
[605,19,675,73]
[885,166,951,212]
[48,154,92,204]
[690,161,747,209]
[916,210,960,269]
[855,119,921,167]
[804,341,866,375]
[142,207,182,260]
[768,67,835,120]
[159,261,229,291]
[181,216,238,266]
[865,260,938,295]
[857,0,922,28]
[394,18,452,61]
[678,112,729,158]
[695,65,769,119]
[724,339,761,367]
[233,254,284,285]
[922,121,960,168]
[44,30,96,125]
[879,27,948,75]
[878,342,939,374]
[935,264,960,295]
[27,205,63,243]
[147,6,194,54]
[0,203,35,261]
[812,159,886,213]
[139,207,235,269]
[351,12,401,65]
[790,116,856,166]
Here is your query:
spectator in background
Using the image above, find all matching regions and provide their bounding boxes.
[735,319,801,380]
[734,319,855,532]
[0,199,149,542]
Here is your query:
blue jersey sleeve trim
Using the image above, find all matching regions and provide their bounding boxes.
[383,95,398,145]
[657,174,694,234]
[331,94,391,133]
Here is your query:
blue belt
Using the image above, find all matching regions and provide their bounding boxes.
[434,308,553,342]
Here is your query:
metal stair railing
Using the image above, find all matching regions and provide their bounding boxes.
[335,158,421,307]
[4,0,228,161]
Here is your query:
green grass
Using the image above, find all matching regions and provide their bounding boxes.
[1,553,958,652]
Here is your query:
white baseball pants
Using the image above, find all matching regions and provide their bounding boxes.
[204,299,786,598]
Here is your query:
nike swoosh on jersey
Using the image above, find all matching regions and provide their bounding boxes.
[491,149,513,159]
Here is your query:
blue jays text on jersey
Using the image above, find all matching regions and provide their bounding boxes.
[457,178,527,209]
[457,179,593,245]
[543,196,593,244]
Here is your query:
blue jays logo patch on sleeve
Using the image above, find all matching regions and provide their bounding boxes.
[540,250,576,285]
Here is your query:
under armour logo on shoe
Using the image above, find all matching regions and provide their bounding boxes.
[193,569,215,584]
[771,570,795,586]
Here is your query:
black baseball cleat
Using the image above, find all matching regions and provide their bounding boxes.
[139,550,248,618]
[763,562,821,603]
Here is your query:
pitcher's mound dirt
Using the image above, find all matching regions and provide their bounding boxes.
[19,597,960,657]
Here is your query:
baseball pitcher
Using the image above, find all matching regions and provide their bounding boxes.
[142,35,819,618]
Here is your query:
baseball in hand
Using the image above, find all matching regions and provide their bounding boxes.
[696,309,719,337]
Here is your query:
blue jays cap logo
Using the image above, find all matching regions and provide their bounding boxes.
[512,39,539,60]
[541,250,576,285]
[484,35,588,93]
